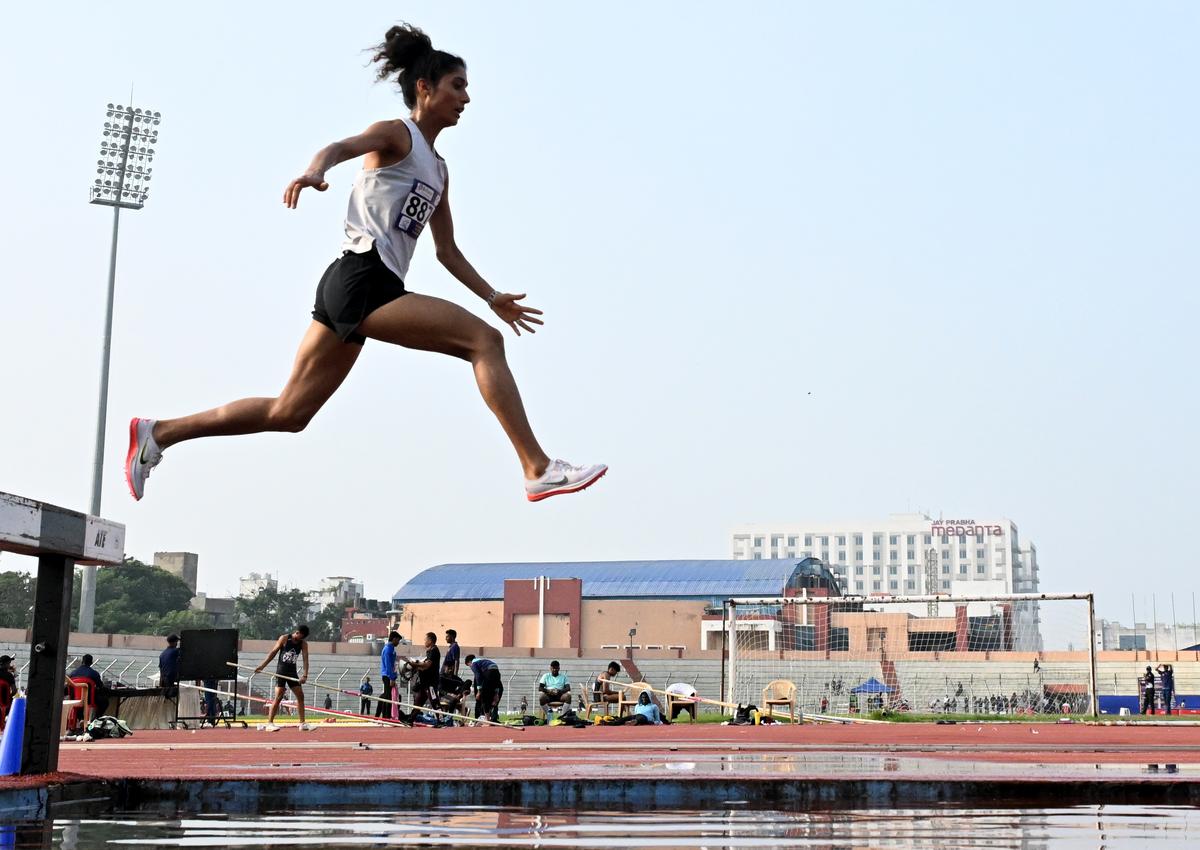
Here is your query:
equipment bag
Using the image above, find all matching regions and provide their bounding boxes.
[85,715,133,739]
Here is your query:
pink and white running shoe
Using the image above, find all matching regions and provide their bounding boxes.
[524,459,607,502]
[124,418,163,501]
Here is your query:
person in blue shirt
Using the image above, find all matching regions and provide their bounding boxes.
[376,632,401,719]
[625,690,663,725]
[464,654,502,721]
[1157,664,1176,715]
[158,634,180,697]
[359,676,374,715]
[68,654,109,717]
[442,629,461,677]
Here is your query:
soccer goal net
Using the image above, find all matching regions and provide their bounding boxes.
[723,593,1096,717]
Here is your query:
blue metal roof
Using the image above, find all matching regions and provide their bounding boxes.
[392,560,831,603]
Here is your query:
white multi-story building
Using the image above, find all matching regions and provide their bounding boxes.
[309,576,364,612]
[238,572,278,598]
[732,513,1039,597]
[732,513,1043,650]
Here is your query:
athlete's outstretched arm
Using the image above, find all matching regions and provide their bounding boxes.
[254,635,286,673]
[283,121,404,208]
[430,174,544,336]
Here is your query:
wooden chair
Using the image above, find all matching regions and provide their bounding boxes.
[761,679,798,723]
[617,681,653,717]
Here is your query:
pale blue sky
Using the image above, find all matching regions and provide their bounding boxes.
[1,3,1196,624]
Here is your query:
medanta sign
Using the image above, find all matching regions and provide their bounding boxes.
[930,520,1005,538]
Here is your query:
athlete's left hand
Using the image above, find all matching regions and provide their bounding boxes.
[490,293,544,336]
[299,675,308,684]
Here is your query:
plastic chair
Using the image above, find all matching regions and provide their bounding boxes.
[66,678,96,732]
[583,678,619,719]
[617,681,652,717]
[665,689,698,722]
[761,679,798,723]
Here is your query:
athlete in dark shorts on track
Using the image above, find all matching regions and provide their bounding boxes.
[254,624,311,731]
[125,23,605,504]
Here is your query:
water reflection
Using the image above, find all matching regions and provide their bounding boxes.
[4,805,1199,849]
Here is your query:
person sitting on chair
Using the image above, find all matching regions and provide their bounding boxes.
[592,661,622,710]
[538,660,571,711]
[68,654,109,716]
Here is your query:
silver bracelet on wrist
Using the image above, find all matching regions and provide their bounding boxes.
[487,290,500,306]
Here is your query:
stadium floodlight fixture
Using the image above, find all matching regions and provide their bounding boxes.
[90,103,161,209]
[78,100,163,634]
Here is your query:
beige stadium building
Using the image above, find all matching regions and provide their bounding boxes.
[388,559,844,652]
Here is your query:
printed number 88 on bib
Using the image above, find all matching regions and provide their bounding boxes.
[396,179,441,237]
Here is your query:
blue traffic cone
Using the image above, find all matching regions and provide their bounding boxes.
[0,697,26,775]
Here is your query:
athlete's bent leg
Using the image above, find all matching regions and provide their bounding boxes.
[126,322,362,500]
[357,294,551,478]
[155,322,361,448]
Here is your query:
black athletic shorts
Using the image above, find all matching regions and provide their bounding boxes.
[312,245,408,345]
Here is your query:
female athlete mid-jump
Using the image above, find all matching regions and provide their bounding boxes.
[126,24,605,503]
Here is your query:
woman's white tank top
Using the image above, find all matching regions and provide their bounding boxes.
[341,116,447,281]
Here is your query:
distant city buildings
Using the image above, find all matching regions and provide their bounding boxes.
[732,513,1039,598]
[238,572,278,598]
[153,551,198,594]
[308,576,364,613]
[1096,618,1200,652]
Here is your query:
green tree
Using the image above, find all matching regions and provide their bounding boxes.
[235,587,312,640]
[153,609,217,635]
[308,603,345,642]
[70,558,195,634]
[0,570,36,629]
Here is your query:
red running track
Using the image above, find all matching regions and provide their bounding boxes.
[28,721,1200,785]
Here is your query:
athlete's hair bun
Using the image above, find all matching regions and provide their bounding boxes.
[374,23,433,78]
[371,23,465,110]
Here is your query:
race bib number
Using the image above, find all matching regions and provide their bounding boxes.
[396,179,441,237]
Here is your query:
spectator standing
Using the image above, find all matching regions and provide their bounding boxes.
[411,632,441,711]
[359,677,374,715]
[538,661,571,710]
[1157,664,1175,716]
[443,629,461,677]
[323,693,333,711]
[158,634,180,697]
[201,677,219,726]
[376,632,401,720]
[464,654,503,721]
[1141,666,1156,715]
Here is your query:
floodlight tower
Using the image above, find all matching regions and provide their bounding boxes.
[77,103,162,633]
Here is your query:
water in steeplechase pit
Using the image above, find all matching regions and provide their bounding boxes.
[3,805,1199,848]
